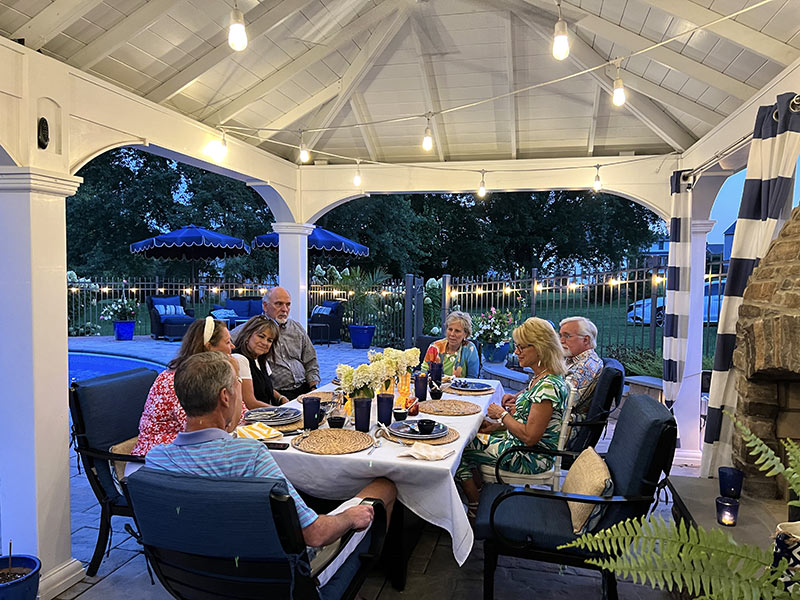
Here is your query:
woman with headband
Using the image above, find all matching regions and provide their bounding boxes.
[131,317,266,458]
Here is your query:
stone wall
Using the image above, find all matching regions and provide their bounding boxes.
[733,206,800,498]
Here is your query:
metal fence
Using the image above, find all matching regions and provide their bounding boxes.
[67,259,726,358]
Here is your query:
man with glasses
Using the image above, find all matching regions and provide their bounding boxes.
[559,316,603,415]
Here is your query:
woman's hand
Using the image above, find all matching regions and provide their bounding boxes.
[479,419,502,434]
[486,402,506,420]
[501,393,517,413]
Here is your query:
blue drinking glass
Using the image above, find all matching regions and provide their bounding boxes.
[718,466,744,499]
[354,397,372,432]
[377,393,393,426]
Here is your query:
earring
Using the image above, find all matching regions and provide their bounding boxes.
[537,359,542,367]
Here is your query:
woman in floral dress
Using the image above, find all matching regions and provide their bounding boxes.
[456,317,569,516]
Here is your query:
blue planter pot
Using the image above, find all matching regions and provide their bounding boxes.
[0,555,41,600]
[482,341,510,363]
[348,324,375,349]
[113,321,135,341]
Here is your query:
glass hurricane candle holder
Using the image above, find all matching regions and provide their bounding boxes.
[716,496,739,527]
[718,466,744,499]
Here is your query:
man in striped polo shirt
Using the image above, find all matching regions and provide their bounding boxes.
[146,351,396,587]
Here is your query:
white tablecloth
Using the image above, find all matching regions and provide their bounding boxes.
[271,380,504,566]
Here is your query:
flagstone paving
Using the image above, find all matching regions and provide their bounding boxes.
[60,335,687,599]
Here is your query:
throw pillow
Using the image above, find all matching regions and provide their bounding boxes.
[561,447,614,535]
[311,305,332,316]
[211,308,239,319]
[154,304,166,316]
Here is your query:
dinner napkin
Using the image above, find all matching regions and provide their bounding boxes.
[397,442,455,461]
[235,422,282,440]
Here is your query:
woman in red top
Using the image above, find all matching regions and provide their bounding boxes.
[131,317,264,457]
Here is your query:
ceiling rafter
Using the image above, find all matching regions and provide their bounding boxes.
[11,0,105,51]
[256,82,341,145]
[203,0,403,127]
[607,65,726,126]
[504,11,518,160]
[511,5,696,151]
[349,92,382,161]
[67,0,181,70]
[304,9,409,151]
[146,0,315,105]
[522,0,758,100]
[635,0,799,67]
[587,83,601,156]
[410,18,448,162]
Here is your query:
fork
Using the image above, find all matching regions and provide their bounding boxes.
[367,438,381,455]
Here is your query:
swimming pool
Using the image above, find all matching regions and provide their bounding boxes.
[69,352,166,382]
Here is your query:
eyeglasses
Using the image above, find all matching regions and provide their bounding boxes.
[514,344,531,354]
[256,314,278,325]
[559,332,586,340]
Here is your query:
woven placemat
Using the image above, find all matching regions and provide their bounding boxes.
[297,391,335,404]
[291,429,374,455]
[419,399,482,416]
[271,415,327,432]
[441,384,494,396]
[383,428,460,446]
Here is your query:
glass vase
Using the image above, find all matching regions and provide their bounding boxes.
[397,372,412,399]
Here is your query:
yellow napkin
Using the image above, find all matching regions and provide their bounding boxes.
[235,422,282,440]
[397,442,455,461]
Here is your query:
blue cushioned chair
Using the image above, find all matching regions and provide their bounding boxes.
[475,394,677,600]
[309,300,344,344]
[69,367,158,576]
[146,295,195,341]
[124,467,386,600]
[211,296,264,328]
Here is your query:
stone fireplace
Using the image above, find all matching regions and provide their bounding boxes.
[732,206,800,499]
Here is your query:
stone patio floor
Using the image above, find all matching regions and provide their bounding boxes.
[60,335,699,599]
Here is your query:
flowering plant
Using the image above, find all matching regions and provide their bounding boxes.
[336,361,390,398]
[368,347,420,378]
[100,298,138,322]
[473,307,514,347]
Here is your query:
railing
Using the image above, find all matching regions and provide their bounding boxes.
[67,260,726,358]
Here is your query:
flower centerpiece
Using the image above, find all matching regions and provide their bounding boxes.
[368,347,420,393]
[473,307,514,363]
[100,297,138,341]
[336,361,390,400]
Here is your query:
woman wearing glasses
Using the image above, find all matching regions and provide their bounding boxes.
[421,311,480,377]
[456,317,569,517]
[233,315,289,406]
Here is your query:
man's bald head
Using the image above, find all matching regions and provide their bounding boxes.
[263,287,291,323]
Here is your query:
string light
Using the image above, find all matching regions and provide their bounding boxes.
[477,170,487,198]
[298,131,310,163]
[552,1,569,60]
[612,60,626,107]
[593,164,602,192]
[228,3,247,51]
[353,161,362,187]
[421,115,434,152]
[204,132,228,162]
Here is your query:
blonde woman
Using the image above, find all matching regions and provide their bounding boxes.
[456,317,569,515]
[422,311,480,377]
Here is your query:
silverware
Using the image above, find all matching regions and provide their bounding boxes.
[367,438,381,455]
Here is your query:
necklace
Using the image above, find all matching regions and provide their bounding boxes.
[528,369,550,389]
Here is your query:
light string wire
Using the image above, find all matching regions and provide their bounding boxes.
[215,0,778,178]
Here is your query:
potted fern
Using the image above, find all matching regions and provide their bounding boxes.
[564,416,800,598]
[340,267,390,349]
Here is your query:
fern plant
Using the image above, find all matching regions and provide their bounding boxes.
[562,414,800,599]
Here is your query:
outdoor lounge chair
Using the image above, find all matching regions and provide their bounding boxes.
[211,295,264,328]
[146,295,194,341]
[124,467,387,600]
[475,393,677,600]
[309,300,344,344]
[69,367,158,576]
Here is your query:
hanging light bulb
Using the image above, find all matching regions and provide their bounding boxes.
[477,170,487,198]
[612,61,626,107]
[593,164,602,192]
[298,131,310,163]
[422,116,434,152]
[204,132,228,162]
[353,162,362,187]
[552,2,569,60]
[228,4,247,52]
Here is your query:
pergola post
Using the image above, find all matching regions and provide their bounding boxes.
[0,167,85,599]
[271,222,314,328]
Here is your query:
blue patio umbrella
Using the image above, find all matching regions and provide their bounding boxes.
[252,226,369,257]
[130,224,250,261]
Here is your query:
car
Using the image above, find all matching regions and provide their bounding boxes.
[627,279,725,326]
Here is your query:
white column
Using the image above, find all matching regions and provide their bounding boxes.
[673,219,715,460]
[0,167,85,599]
[270,222,314,328]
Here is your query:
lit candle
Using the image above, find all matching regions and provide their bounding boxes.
[716,496,739,527]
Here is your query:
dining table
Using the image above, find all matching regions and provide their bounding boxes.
[270,378,505,570]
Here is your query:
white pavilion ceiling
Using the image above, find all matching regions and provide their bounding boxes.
[0,0,797,165]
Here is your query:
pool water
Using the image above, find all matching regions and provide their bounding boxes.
[69,352,166,382]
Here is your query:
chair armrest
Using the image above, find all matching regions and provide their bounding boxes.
[494,444,581,482]
[75,447,146,464]
[309,498,386,578]
[185,308,195,317]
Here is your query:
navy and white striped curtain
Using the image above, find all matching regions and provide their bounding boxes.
[701,91,800,476]
[662,170,692,409]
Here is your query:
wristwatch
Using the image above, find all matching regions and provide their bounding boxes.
[499,411,509,423]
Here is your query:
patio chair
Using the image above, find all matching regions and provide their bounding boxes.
[309,300,344,344]
[211,295,264,328]
[478,385,578,490]
[562,357,625,469]
[475,394,677,600]
[69,367,158,576]
[146,295,194,341]
[414,335,483,373]
[124,467,387,600]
